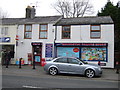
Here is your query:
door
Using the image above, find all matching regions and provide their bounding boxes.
[54,57,69,73]
[67,58,84,74]
[33,45,42,64]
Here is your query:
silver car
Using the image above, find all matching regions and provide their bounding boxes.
[44,57,102,78]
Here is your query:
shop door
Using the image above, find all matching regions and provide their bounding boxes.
[33,45,42,64]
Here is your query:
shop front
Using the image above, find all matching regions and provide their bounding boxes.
[55,43,108,66]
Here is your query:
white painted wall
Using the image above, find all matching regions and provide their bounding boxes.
[16,23,55,64]
[56,24,114,68]
[0,25,17,45]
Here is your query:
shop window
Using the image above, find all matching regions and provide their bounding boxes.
[90,25,101,39]
[57,47,79,58]
[81,47,107,61]
[62,26,70,39]
[39,24,48,39]
[24,24,32,39]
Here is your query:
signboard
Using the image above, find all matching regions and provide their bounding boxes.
[45,44,53,57]
[31,42,42,46]
[55,43,108,47]
[0,37,10,42]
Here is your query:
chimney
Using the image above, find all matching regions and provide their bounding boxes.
[26,6,36,18]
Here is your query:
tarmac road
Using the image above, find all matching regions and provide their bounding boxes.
[2,65,120,89]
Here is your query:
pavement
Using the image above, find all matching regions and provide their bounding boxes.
[1,65,120,81]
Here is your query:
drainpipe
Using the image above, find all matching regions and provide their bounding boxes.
[53,26,57,58]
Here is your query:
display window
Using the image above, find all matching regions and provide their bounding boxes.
[57,47,80,58]
[81,47,107,61]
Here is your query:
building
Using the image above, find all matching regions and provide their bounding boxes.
[0,18,20,64]
[54,16,114,68]
[16,15,62,65]
[0,6,114,68]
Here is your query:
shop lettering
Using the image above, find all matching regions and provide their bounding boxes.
[56,43,107,46]
[62,43,81,46]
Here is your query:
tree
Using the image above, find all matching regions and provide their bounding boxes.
[97,1,120,61]
[53,0,93,18]
[0,8,9,18]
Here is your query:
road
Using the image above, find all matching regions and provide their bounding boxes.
[1,65,119,89]
[2,74,118,88]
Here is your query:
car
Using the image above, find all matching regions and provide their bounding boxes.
[44,57,102,78]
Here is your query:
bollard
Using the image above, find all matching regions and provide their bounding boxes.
[116,69,119,74]
[33,59,35,69]
[19,58,22,69]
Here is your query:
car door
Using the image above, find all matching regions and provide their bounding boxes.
[54,57,69,73]
[67,58,84,74]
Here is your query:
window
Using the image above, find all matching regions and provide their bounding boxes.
[62,26,70,39]
[54,58,68,63]
[68,58,79,64]
[1,27,8,36]
[81,47,107,61]
[39,24,48,39]
[24,24,32,39]
[90,25,101,39]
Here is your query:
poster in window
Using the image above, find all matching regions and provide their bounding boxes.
[45,44,53,57]
[35,56,40,62]
[57,47,79,58]
[81,47,107,61]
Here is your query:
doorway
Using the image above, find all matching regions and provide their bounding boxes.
[32,43,42,65]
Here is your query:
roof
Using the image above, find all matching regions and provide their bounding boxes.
[0,18,23,25]
[0,15,62,25]
[54,16,114,26]
[18,16,62,24]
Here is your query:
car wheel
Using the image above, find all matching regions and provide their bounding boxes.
[49,67,58,75]
[85,69,95,78]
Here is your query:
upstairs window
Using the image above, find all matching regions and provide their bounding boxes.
[1,27,8,36]
[62,26,71,39]
[39,24,48,39]
[24,24,32,39]
[90,25,101,39]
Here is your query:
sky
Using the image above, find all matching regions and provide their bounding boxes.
[0,0,119,18]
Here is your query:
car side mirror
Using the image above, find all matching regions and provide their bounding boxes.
[79,62,83,65]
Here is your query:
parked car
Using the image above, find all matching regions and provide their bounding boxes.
[44,57,102,78]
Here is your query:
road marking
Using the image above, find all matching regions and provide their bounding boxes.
[22,85,43,88]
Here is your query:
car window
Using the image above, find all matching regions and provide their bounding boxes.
[54,58,68,63]
[68,58,79,64]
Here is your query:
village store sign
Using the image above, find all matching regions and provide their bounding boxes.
[55,43,108,47]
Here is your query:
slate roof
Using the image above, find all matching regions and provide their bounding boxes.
[0,15,62,25]
[0,16,113,25]
[54,16,114,26]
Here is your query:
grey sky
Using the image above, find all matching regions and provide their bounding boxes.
[0,0,119,18]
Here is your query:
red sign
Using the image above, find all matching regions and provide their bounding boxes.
[73,48,79,52]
